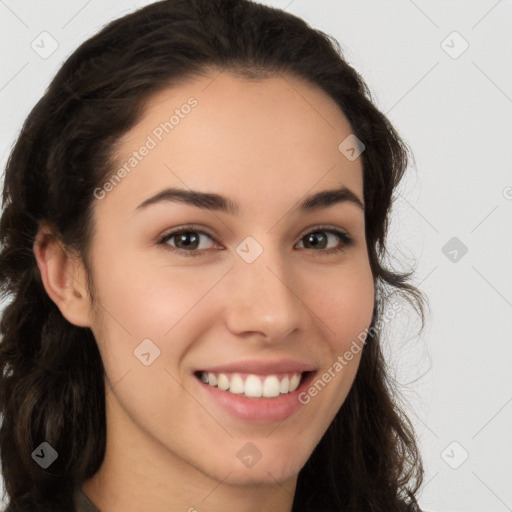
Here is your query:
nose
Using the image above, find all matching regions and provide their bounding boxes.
[222,243,306,344]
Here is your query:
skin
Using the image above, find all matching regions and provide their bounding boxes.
[34,71,375,512]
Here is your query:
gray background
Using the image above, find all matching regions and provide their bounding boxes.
[1,1,511,511]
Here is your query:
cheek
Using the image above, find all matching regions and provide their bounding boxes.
[90,244,221,338]
[88,253,236,398]
[308,258,375,350]
[299,258,374,412]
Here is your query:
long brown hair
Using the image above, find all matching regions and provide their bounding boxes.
[0,1,426,510]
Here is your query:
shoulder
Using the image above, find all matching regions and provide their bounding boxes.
[74,488,100,512]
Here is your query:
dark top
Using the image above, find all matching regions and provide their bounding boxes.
[73,488,422,511]
[74,489,100,512]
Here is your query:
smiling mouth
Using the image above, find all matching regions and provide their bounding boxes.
[194,370,313,399]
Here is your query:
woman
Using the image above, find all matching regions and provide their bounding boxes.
[0,0,426,510]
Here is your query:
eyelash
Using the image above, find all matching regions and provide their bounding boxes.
[157,224,354,257]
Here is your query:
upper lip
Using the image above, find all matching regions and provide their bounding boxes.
[195,359,317,375]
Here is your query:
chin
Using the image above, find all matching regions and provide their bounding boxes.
[207,451,308,487]
[221,466,299,487]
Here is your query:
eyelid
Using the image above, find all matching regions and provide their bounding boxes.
[158,224,217,240]
[297,223,350,240]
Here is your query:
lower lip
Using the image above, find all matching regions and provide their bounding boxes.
[195,372,316,424]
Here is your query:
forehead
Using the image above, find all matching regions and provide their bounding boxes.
[100,71,364,215]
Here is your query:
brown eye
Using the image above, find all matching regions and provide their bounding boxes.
[160,229,215,253]
[297,228,353,253]
[302,231,328,249]
[172,232,200,250]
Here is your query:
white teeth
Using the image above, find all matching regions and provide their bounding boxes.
[244,375,263,397]
[229,374,244,394]
[289,373,301,392]
[199,371,303,398]
[279,376,290,394]
[217,373,230,391]
[262,375,281,397]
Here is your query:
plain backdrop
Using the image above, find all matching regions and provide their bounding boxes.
[1,1,511,511]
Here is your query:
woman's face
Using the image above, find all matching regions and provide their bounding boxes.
[86,71,374,486]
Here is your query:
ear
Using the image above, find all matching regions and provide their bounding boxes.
[33,224,93,328]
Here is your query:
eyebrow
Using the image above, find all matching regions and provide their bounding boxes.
[135,185,364,214]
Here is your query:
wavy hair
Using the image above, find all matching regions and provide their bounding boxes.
[0,1,426,510]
